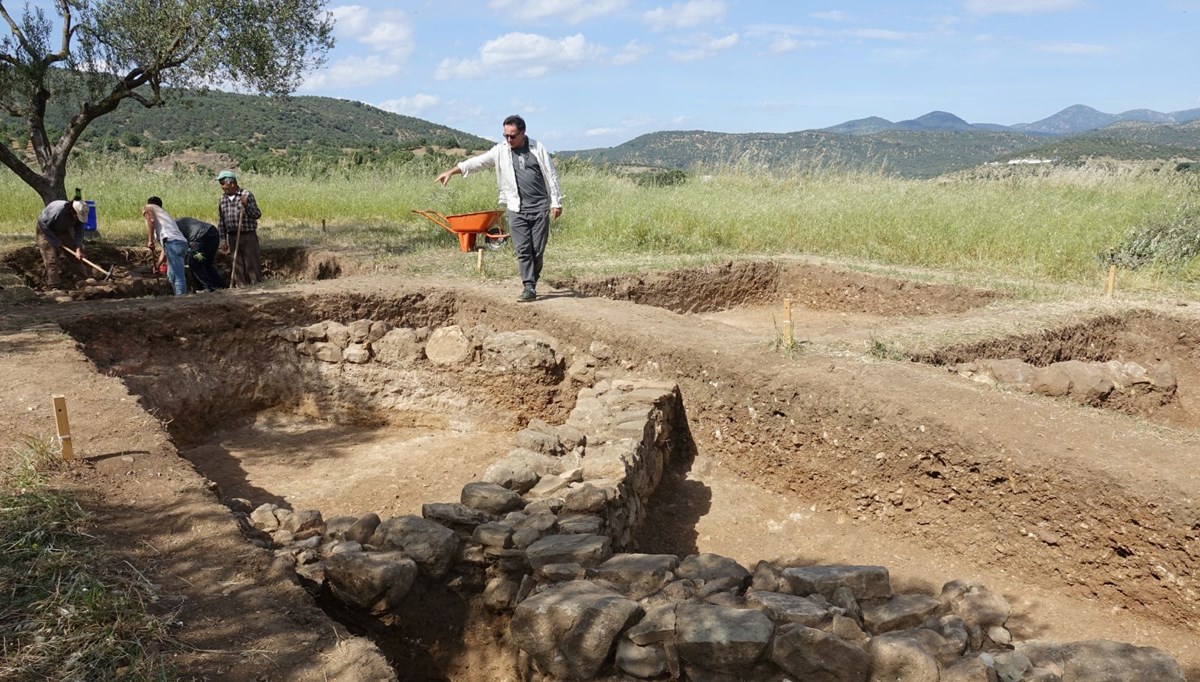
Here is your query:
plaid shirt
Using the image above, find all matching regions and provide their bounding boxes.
[218,189,261,239]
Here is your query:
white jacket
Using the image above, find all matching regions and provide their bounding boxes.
[457,138,562,213]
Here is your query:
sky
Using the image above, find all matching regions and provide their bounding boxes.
[295,0,1200,150]
[66,1,1200,151]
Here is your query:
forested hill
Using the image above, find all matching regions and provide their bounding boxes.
[78,90,492,151]
[1,88,493,172]
[562,123,1200,178]
[561,129,1047,179]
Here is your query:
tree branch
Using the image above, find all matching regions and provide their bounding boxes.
[46,0,72,63]
[0,2,36,60]
[0,138,47,193]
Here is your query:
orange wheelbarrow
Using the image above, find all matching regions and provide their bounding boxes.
[413,209,509,252]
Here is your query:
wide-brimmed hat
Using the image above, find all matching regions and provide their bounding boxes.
[215,170,237,182]
[71,200,89,222]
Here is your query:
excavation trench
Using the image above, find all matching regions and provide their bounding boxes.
[549,259,1004,316]
[56,282,1200,679]
[912,310,1200,429]
[1,244,345,300]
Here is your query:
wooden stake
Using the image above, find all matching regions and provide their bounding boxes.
[783,297,794,347]
[52,395,73,461]
[321,219,327,237]
[477,247,484,272]
[1105,264,1117,298]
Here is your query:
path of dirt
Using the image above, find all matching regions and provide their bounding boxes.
[1,260,1198,680]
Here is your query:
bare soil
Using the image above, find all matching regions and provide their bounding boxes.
[2,255,1198,680]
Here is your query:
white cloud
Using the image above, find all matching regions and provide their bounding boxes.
[435,33,606,80]
[613,40,653,65]
[767,36,824,54]
[331,5,370,36]
[1035,42,1111,55]
[644,0,726,31]
[583,115,656,138]
[965,0,1082,15]
[844,28,911,41]
[329,5,414,60]
[377,94,440,116]
[509,99,550,114]
[300,55,401,91]
[669,32,739,62]
[489,0,628,24]
[811,10,850,21]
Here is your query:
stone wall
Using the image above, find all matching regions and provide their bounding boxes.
[242,319,1185,682]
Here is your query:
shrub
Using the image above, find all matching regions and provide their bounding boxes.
[1101,202,1200,269]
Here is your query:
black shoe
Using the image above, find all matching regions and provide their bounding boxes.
[517,287,537,302]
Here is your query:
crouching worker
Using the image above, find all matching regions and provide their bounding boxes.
[36,199,90,292]
[176,217,225,292]
[143,197,188,295]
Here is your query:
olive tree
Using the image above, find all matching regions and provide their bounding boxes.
[0,0,334,203]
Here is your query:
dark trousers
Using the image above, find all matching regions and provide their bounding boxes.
[35,229,83,290]
[507,210,550,289]
[189,232,225,291]
[228,231,262,286]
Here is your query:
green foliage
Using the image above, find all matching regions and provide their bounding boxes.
[564,121,1200,180]
[630,168,688,187]
[0,0,336,201]
[0,438,175,680]
[869,338,909,361]
[1101,202,1200,270]
[563,129,1046,179]
[1,159,1195,292]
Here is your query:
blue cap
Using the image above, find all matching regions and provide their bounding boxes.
[216,170,237,182]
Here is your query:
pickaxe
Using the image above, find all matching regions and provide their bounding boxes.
[60,244,114,281]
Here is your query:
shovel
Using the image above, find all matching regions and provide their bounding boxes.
[60,244,114,280]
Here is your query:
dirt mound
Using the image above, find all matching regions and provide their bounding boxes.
[142,150,238,173]
[551,260,1002,315]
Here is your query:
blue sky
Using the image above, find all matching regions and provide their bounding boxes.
[297,0,1200,150]
[301,1,1195,150]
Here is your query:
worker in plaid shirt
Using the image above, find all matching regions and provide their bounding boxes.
[215,169,263,286]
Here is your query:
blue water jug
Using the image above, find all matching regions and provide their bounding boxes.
[83,200,97,231]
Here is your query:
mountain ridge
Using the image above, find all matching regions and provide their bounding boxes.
[816,104,1200,137]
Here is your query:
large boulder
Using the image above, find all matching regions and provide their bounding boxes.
[373,327,425,365]
[782,565,891,601]
[771,623,871,682]
[1017,639,1186,682]
[480,331,563,376]
[526,534,612,571]
[369,515,459,578]
[425,325,474,366]
[511,581,643,680]
[674,603,773,671]
[324,551,417,613]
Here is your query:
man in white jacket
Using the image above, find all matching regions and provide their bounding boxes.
[437,115,563,302]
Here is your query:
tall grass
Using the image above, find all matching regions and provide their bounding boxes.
[1,159,1195,290]
[0,437,175,680]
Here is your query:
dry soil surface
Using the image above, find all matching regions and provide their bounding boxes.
[2,259,1199,680]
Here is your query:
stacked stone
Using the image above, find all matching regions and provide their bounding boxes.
[235,362,1186,681]
[242,376,684,618]
[952,358,1177,407]
[270,319,397,364]
[510,556,1186,682]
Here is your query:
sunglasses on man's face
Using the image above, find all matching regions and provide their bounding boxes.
[503,132,521,139]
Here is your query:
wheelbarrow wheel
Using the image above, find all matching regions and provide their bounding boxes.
[484,226,507,250]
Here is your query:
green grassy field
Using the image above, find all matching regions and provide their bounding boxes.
[2,160,1197,293]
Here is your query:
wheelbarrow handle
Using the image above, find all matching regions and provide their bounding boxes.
[411,209,454,233]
